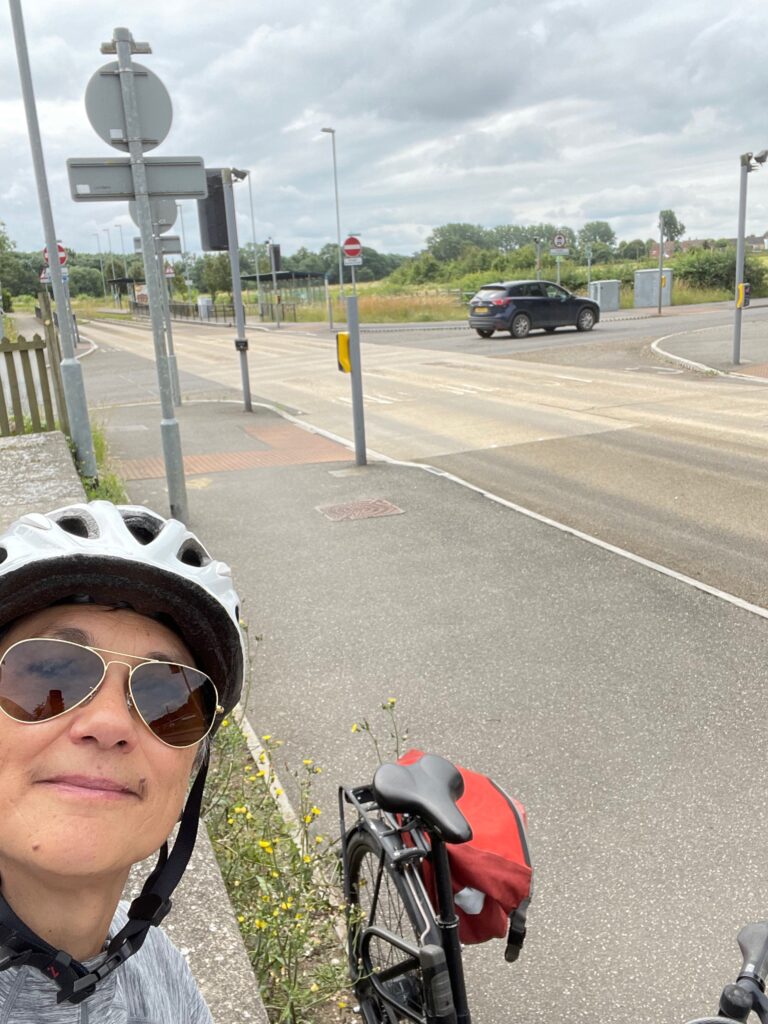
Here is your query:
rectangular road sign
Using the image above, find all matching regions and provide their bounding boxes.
[550,247,569,256]
[134,235,182,254]
[67,157,207,201]
[343,256,363,266]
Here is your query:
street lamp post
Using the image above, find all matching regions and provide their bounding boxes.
[92,232,107,296]
[733,149,768,364]
[102,227,117,304]
[115,223,127,276]
[321,127,344,300]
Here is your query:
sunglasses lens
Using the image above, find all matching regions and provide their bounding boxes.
[0,639,103,722]
[130,662,217,747]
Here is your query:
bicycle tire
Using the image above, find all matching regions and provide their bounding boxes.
[346,826,443,1023]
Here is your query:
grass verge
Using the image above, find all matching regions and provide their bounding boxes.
[75,422,129,503]
[204,716,349,1024]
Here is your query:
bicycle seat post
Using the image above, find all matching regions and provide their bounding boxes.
[431,835,472,1024]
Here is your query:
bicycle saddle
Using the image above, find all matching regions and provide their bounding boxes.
[373,754,472,844]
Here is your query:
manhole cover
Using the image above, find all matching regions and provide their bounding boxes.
[316,498,404,522]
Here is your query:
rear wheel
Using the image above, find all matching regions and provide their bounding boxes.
[346,828,442,1023]
[576,307,596,331]
[476,328,494,338]
[510,313,531,338]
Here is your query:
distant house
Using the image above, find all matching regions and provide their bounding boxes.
[648,240,677,258]
[651,232,768,254]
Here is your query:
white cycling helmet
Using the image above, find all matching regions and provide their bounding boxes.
[0,501,245,715]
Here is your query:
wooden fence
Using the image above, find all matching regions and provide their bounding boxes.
[0,293,69,437]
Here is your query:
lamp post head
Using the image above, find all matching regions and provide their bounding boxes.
[754,150,768,165]
[321,127,334,134]
[231,168,249,181]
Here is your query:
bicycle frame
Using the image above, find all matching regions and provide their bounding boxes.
[340,784,473,1024]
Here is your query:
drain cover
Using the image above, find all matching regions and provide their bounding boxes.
[316,498,404,522]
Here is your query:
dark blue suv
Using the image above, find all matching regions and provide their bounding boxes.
[468,279,600,338]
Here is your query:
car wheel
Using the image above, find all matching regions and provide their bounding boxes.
[576,307,595,332]
[510,314,531,339]
[476,328,494,338]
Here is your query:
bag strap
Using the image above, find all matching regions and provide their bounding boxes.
[504,896,530,963]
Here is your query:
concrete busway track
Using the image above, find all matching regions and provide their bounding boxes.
[70,324,768,1024]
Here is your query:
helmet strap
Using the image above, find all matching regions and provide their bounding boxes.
[0,756,209,1005]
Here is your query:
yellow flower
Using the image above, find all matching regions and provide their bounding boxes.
[234,805,247,814]
[249,775,257,782]
[221,719,230,727]
[351,723,359,733]
[303,854,312,864]
[255,919,267,930]
[309,982,319,993]
[303,814,312,824]
[275,788,283,796]
[294,912,303,920]
[338,1000,348,1009]
[258,753,266,763]
[237,914,245,923]
[310,806,321,817]
[227,817,234,825]
[272,908,280,917]
[271,871,279,878]
[233,879,240,887]
[246,812,253,820]
[315,835,323,844]
[302,759,313,766]
[256,770,265,778]
[262,734,271,741]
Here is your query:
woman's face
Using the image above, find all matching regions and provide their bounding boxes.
[0,604,198,886]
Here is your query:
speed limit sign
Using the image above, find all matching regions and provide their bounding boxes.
[553,232,566,248]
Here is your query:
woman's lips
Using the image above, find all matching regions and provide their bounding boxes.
[39,774,139,799]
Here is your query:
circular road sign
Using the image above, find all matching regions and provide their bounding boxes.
[553,232,567,248]
[342,235,362,258]
[129,197,178,234]
[85,61,172,153]
[43,243,67,266]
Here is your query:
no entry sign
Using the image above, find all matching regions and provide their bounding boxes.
[44,242,67,266]
[342,235,362,258]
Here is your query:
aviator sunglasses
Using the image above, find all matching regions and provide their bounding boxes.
[0,637,223,748]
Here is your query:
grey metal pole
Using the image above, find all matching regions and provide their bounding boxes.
[535,238,542,280]
[103,227,117,305]
[322,127,344,299]
[9,0,96,477]
[346,296,367,466]
[113,26,187,521]
[221,168,252,412]
[325,275,333,331]
[93,232,107,296]
[657,215,664,315]
[556,256,561,286]
[586,246,592,286]
[268,240,281,329]
[246,172,264,317]
[733,155,751,365]
[175,203,187,254]
[155,237,181,407]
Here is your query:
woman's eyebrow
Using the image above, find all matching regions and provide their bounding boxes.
[41,626,93,645]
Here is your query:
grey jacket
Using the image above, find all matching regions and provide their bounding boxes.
[0,904,213,1023]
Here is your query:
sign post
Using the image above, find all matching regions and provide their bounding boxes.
[550,233,569,286]
[343,235,363,296]
[345,295,367,466]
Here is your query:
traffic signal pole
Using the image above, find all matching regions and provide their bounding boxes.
[221,168,252,411]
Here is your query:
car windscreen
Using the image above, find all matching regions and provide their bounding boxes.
[471,287,507,301]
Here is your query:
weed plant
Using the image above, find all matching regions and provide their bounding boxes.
[204,721,348,1024]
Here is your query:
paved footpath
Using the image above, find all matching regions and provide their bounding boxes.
[73,326,768,1024]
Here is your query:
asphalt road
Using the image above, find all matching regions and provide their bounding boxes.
[78,305,768,608]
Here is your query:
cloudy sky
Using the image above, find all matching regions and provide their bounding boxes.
[2,0,768,259]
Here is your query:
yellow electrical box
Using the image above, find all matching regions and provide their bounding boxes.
[737,282,751,308]
[336,331,351,373]
[661,275,667,288]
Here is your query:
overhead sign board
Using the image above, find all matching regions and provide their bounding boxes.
[67,157,207,201]
[84,61,172,153]
[134,235,182,254]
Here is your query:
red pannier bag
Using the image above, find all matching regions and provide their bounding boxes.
[398,749,532,960]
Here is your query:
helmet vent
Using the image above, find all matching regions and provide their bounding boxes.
[122,512,164,546]
[178,539,210,567]
[56,515,92,538]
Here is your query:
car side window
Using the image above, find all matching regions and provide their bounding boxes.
[525,283,544,297]
[508,285,524,297]
[544,284,568,300]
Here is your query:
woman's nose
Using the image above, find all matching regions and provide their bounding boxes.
[67,662,141,750]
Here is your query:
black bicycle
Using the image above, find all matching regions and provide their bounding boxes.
[687,923,768,1023]
[339,753,527,1024]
